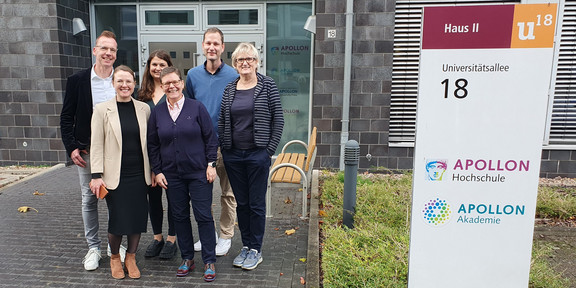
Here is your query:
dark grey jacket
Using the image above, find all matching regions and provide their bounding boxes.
[218,72,284,156]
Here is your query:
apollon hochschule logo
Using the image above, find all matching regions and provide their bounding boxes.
[425,159,448,181]
[422,198,452,226]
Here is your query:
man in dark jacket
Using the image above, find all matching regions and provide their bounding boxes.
[60,30,118,271]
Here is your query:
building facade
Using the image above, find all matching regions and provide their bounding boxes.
[1,0,575,178]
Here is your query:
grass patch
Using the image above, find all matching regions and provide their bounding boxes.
[536,186,576,219]
[319,171,573,288]
[529,241,571,288]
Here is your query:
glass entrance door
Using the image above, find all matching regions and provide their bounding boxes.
[139,34,264,84]
[139,34,202,83]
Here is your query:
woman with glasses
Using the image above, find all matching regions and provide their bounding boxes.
[218,43,284,270]
[89,65,151,279]
[147,67,218,282]
[137,50,178,260]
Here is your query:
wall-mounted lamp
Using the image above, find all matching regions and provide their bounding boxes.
[304,15,316,34]
[72,18,87,36]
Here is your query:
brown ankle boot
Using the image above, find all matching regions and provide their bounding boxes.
[110,254,125,279]
[124,252,140,279]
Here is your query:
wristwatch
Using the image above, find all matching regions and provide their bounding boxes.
[208,161,216,168]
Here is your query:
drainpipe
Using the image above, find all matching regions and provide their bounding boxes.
[340,0,354,171]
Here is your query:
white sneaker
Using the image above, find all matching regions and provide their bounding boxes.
[215,238,232,256]
[107,244,127,262]
[194,232,219,252]
[83,248,102,271]
[119,245,127,262]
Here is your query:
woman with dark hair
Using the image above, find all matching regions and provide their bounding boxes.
[138,49,173,105]
[137,50,178,259]
[90,65,151,279]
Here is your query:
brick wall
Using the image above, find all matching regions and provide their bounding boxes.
[541,149,576,178]
[0,0,91,166]
[313,0,396,170]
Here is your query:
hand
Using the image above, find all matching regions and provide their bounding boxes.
[89,178,106,198]
[155,173,168,189]
[151,172,157,187]
[206,166,216,183]
[71,148,88,168]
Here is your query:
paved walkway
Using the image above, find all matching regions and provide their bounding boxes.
[0,164,314,287]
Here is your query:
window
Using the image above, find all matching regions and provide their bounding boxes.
[140,5,199,31]
[390,0,520,146]
[207,9,258,25]
[202,5,263,30]
[145,10,194,26]
[547,1,576,145]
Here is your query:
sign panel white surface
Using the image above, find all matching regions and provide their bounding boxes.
[408,4,557,288]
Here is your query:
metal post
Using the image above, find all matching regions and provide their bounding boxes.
[343,139,359,229]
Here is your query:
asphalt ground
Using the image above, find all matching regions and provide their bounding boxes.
[0,164,319,287]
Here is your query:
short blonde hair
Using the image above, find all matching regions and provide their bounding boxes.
[231,42,260,67]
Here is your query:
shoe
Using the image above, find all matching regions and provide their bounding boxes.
[193,240,201,252]
[124,252,140,279]
[203,263,216,282]
[107,244,127,262]
[83,247,102,271]
[176,259,195,277]
[145,239,165,257]
[194,231,218,252]
[159,241,178,259]
[109,254,124,279]
[215,238,232,256]
[242,249,263,270]
[233,246,249,267]
[119,245,127,262]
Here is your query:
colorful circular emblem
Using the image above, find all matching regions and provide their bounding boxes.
[422,198,451,226]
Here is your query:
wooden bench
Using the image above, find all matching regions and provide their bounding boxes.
[266,127,317,218]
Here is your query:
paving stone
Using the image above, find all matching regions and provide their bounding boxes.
[0,165,311,287]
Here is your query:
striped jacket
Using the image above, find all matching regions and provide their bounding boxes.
[218,72,284,156]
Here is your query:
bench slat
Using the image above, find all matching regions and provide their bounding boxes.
[271,153,290,182]
[305,127,317,172]
[279,154,295,182]
[289,153,305,183]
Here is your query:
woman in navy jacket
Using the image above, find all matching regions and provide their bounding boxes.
[218,42,284,271]
[147,67,218,282]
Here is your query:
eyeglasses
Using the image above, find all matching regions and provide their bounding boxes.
[235,57,256,64]
[95,46,117,54]
[162,80,182,88]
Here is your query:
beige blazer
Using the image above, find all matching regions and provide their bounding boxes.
[90,98,151,190]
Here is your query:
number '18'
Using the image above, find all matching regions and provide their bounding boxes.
[441,78,468,99]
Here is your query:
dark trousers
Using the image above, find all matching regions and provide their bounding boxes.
[222,148,270,252]
[147,185,175,236]
[166,178,216,264]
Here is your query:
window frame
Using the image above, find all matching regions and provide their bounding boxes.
[139,4,200,32]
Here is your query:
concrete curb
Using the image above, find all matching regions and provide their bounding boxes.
[0,163,65,191]
[306,169,320,288]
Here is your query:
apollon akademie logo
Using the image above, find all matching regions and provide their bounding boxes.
[422,198,452,226]
[425,159,447,181]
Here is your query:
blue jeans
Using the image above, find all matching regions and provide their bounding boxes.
[166,178,216,264]
[78,153,101,249]
[222,148,270,252]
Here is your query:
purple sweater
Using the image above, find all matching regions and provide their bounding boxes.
[147,97,217,180]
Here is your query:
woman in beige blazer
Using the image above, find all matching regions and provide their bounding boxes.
[89,65,151,280]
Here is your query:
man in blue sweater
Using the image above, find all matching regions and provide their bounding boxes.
[185,27,239,256]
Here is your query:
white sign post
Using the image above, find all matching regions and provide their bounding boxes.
[408,4,557,288]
